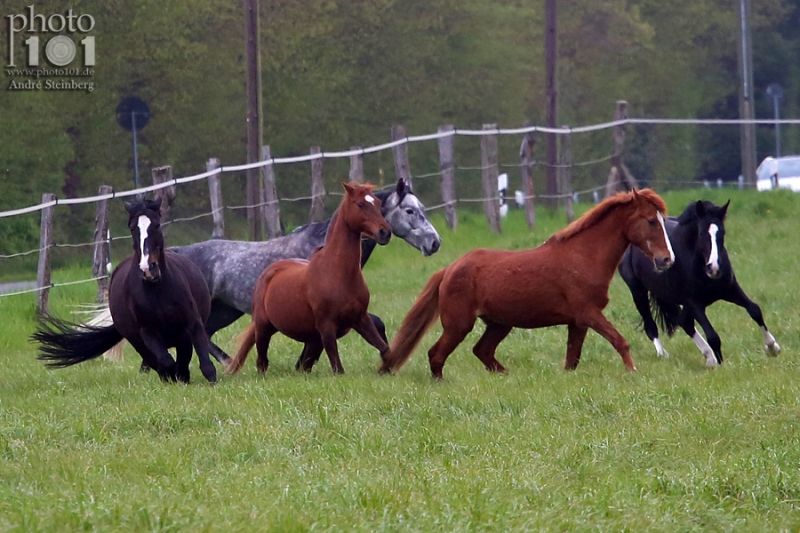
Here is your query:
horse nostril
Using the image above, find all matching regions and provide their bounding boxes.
[378,228,391,244]
[431,240,441,253]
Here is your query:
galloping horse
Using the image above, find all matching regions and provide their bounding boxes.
[33,198,217,384]
[94,178,441,366]
[379,189,675,380]
[227,181,392,375]
[618,199,780,367]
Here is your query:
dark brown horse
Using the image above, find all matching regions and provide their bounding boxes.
[227,181,392,375]
[379,189,676,380]
[33,198,217,384]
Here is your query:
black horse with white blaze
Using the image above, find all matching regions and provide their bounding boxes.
[618,199,780,368]
[34,198,217,383]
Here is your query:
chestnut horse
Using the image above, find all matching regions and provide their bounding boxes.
[379,189,676,380]
[227,181,392,375]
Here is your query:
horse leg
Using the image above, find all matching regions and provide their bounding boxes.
[677,307,715,368]
[368,313,388,344]
[427,307,474,380]
[190,322,217,384]
[352,312,390,358]
[255,322,277,375]
[296,314,385,372]
[129,334,176,382]
[205,302,245,366]
[127,336,158,373]
[564,324,588,370]
[317,322,345,374]
[175,338,193,384]
[688,305,723,367]
[472,321,511,373]
[296,340,324,372]
[723,282,780,356]
[581,310,636,371]
[629,282,667,358]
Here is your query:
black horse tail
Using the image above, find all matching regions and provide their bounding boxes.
[32,317,124,368]
[648,294,681,337]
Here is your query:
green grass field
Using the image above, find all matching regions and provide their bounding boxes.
[1,189,799,532]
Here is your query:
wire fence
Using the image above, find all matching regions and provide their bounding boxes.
[1,116,798,304]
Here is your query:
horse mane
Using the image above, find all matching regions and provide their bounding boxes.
[547,189,667,244]
[291,219,331,240]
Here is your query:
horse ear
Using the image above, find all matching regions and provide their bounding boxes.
[721,199,730,218]
[401,178,413,194]
[153,196,163,209]
[341,181,355,194]
[695,200,706,218]
[395,178,407,197]
[124,201,134,214]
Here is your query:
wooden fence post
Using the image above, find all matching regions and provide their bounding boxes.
[480,124,502,233]
[92,185,113,303]
[260,146,282,238]
[437,125,457,231]
[207,158,225,239]
[36,193,55,316]
[349,147,364,183]
[309,146,325,223]
[519,131,537,230]
[391,125,412,187]
[559,126,574,223]
[151,165,175,221]
[605,100,639,197]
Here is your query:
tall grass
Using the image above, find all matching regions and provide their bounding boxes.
[1,189,798,532]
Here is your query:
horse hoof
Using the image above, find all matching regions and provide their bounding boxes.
[765,342,781,357]
[377,364,393,375]
[705,357,719,369]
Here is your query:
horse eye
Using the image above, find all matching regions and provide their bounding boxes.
[405,208,414,215]
[357,202,365,208]
[648,219,657,227]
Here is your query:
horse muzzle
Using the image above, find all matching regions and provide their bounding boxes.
[654,255,673,272]
[705,263,721,279]
[421,237,441,256]
[375,227,392,246]
[142,263,161,283]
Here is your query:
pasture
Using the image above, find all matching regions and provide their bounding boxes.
[1,188,799,532]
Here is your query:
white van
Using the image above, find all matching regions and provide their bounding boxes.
[756,156,800,191]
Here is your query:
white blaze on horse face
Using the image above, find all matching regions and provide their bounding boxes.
[364,194,375,205]
[137,215,151,273]
[657,212,676,263]
[707,224,720,276]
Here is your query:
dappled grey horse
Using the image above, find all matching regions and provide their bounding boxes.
[171,178,441,366]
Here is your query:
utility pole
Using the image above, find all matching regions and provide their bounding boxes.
[736,0,757,186]
[245,0,263,240]
[544,0,558,206]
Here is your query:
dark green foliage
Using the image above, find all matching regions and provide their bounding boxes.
[1,0,799,251]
